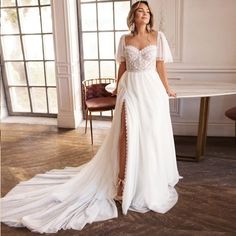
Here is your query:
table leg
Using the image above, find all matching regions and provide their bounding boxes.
[177,97,210,162]
[196,97,210,160]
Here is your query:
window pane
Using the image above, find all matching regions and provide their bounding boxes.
[115,1,130,30]
[45,62,56,86]
[1,9,19,34]
[1,36,23,60]
[43,34,55,60]
[81,0,95,2]
[101,110,112,117]
[1,0,16,7]
[84,61,99,80]
[30,87,47,113]
[19,7,41,34]
[99,32,114,59]
[48,88,58,113]
[40,0,50,5]
[100,61,115,78]
[98,2,113,30]
[17,0,38,6]
[81,3,97,31]
[5,62,26,86]
[26,62,45,86]
[10,87,31,112]
[83,33,98,59]
[23,35,43,60]
[41,6,52,33]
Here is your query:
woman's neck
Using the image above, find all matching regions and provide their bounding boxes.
[134,24,148,36]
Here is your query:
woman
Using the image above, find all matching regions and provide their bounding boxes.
[0,1,182,233]
[112,1,179,202]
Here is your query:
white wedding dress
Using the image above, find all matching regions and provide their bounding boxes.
[1,31,182,233]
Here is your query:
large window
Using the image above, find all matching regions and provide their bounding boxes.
[0,0,57,117]
[78,0,131,118]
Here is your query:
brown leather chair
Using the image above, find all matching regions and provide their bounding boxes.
[82,78,116,144]
[225,106,236,140]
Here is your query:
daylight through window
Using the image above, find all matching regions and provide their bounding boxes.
[0,0,57,116]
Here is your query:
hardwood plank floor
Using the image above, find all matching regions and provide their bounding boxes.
[1,123,236,236]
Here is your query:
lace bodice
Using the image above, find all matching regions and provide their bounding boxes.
[125,45,157,71]
[116,31,173,72]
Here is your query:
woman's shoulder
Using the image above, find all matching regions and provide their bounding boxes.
[123,33,133,40]
[149,30,160,40]
[150,30,158,35]
[152,30,164,37]
[121,33,132,38]
[148,30,158,42]
[122,33,133,46]
[156,31,166,39]
[119,33,132,44]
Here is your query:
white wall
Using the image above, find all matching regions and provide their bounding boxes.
[51,0,236,135]
[51,0,83,128]
[148,0,236,136]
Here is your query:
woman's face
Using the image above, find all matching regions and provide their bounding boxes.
[134,3,150,25]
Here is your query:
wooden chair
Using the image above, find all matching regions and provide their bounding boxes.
[82,78,116,144]
[225,106,236,140]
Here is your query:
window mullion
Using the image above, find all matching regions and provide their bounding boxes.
[112,0,117,77]
[0,44,14,115]
[1,5,50,10]
[1,32,53,36]
[15,0,33,113]
[95,1,101,78]
[38,0,49,114]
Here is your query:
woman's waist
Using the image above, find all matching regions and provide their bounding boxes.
[126,69,157,73]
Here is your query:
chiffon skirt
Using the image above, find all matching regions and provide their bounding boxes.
[1,70,182,233]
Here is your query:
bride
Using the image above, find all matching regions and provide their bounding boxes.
[1,1,182,233]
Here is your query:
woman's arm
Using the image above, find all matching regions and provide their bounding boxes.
[112,61,126,96]
[156,60,176,97]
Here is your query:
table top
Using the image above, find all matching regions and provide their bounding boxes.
[105,79,236,99]
[169,79,236,98]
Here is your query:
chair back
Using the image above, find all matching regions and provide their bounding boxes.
[82,78,115,101]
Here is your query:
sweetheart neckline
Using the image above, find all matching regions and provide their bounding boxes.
[125,44,157,52]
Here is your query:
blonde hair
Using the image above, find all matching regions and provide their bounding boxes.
[127,1,154,34]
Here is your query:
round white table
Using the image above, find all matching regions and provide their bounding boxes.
[106,79,236,161]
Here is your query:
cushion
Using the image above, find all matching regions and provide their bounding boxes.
[86,84,111,100]
[86,96,116,111]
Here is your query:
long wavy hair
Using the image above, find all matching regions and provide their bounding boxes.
[127,1,154,34]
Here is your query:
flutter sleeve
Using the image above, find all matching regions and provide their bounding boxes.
[116,35,126,63]
[156,31,173,63]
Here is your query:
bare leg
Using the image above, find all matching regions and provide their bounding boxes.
[117,102,127,197]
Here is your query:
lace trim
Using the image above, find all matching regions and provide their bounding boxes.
[122,101,128,198]
[115,99,128,200]
[125,44,157,53]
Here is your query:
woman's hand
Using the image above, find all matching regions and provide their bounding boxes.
[166,87,176,97]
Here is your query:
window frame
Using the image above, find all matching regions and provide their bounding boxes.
[77,0,131,119]
[0,1,57,117]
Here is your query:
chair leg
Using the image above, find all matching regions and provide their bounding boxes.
[89,111,93,145]
[85,108,88,134]
[111,109,113,118]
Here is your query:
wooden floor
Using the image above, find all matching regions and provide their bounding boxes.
[1,123,236,236]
